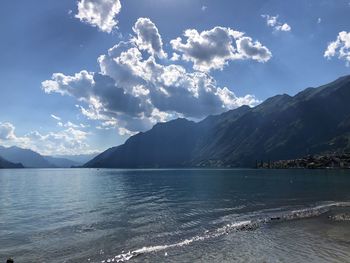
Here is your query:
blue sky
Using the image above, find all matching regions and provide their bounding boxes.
[0,0,349,155]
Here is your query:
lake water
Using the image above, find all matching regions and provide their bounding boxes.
[1,169,350,263]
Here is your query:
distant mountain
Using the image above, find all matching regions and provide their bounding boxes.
[0,156,23,168]
[44,156,81,168]
[0,146,88,168]
[53,153,99,165]
[0,146,56,168]
[85,75,350,168]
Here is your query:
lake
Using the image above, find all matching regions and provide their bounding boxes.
[1,169,350,262]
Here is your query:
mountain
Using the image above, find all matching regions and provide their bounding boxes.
[0,146,97,168]
[53,153,99,165]
[85,118,199,168]
[85,75,350,168]
[0,146,56,168]
[0,156,24,168]
[43,156,81,168]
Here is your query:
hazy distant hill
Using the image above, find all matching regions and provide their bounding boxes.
[0,155,23,168]
[53,153,99,165]
[85,75,350,168]
[43,156,81,168]
[0,146,56,168]
[0,146,89,168]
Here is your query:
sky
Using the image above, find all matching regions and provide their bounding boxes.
[0,0,349,156]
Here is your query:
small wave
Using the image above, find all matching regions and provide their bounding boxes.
[328,212,350,221]
[102,201,350,262]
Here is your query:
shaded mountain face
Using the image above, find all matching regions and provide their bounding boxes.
[0,156,23,168]
[86,119,199,168]
[85,75,350,168]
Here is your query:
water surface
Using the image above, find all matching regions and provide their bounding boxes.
[1,169,350,262]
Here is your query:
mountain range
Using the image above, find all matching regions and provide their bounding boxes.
[85,75,350,168]
[52,154,98,165]
[0,146,97,168]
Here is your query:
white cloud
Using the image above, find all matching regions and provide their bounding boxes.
[0,122,18,141]
[80,123,90,128]
[262,14,291,32]
[26,128,94,155]
[42,70,95,98]
[324,31,350,66]
[75,0,121,33]
[0,122,95,155]
[56,118,88,129]
[42,18,261,136]
[170,26,271,72]
[51,114,61,121]
[317,18,322,24]
[132,18,167,59]
[236,36,272,63]
[59,121,80,128]
[201,6,207,11]
[43,71,147,118]
[118,127,138,136]
[170,52,180,61]
[279,23,291,32]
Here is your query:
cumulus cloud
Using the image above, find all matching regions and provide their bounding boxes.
[0,122,95,155]
[42,70,94,98]
[43,71,148,118]
[236,37,272,62]
[42,18,261,136]
[0,122,18,141]
[170,26,271,72]
[27,128,94,155]
[262,14,291,32]
[75,0,121,33]
[132,18,167,59]
[324,31,350,66]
